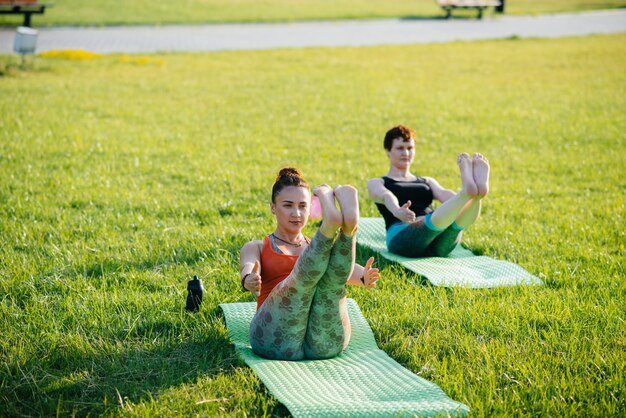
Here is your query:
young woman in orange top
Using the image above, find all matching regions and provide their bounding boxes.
[240,168,379,361]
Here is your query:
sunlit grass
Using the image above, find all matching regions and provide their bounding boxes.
[0,0,625,26]
[0,34,625,416]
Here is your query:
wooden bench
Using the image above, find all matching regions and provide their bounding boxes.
[437,0,502,19]
[0,1,53,27]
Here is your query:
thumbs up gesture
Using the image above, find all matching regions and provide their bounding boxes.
[361,257,380,288]
[393,200,416,223]
[243,260,262,296]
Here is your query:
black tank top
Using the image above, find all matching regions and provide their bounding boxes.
[375,176,434,230]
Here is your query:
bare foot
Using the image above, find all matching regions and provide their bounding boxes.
[313,184,342,238]
[458,153,478,197]
[333,185,359,236]
[472,153,490,197]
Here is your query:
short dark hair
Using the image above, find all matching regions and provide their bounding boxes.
[271,167,309,203]
[384,125,416,151]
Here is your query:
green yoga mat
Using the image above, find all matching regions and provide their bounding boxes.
[358,217,542,288]
[220,299,469,417]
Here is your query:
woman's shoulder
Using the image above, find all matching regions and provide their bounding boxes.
[241,239,265,252]
[366,177,386,192]
[422,176,438,186]
[367,176,386,184]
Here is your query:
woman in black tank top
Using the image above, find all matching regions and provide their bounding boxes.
[366,124,491,258]
[375,176,434,230]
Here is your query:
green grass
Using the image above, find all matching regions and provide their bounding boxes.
[1,34,625,416]
[0,0,625,26]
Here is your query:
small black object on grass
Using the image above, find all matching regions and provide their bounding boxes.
[186,275,204,312]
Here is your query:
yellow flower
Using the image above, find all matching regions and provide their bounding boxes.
[39,49,103,60]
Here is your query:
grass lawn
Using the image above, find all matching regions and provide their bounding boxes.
[0,0,625,26]
[1,34,625,416]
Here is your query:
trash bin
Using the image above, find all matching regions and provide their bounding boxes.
[14,26,38,55]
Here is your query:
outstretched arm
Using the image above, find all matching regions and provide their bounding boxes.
[425,177,455,203]
[240,240,263,296]
[347,256,380,288]
[367,177,416,223]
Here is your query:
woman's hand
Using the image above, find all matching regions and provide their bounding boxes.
[361,257,380,288]
[393,200,416,224]
[243,261,261,296]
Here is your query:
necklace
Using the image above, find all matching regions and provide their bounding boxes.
[272,233,309,247]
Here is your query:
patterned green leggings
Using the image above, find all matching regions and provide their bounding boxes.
[250,231,355,361]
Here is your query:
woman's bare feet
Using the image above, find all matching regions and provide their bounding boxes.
[333,185,359,236]
[313,184,342,238]
[472,153,490,198]
[458,153,478,197]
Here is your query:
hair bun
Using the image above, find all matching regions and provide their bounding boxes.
[271,167,309,202]
[276,167,303,181]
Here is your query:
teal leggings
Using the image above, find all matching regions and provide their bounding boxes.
[387,214,463,258]
[250,231,355,361]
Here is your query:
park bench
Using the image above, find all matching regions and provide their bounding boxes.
[0,0,52,27]
[436,0,503,19]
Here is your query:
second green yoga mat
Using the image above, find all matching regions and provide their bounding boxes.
[358,217,542,288]
[220,299,469,417]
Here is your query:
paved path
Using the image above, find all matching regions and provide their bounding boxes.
[1,9,625,54]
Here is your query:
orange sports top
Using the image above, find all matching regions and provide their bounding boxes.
[257,235,299,310]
